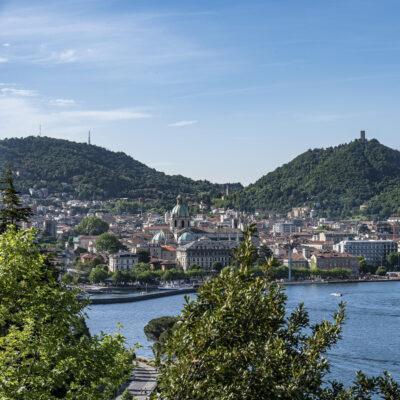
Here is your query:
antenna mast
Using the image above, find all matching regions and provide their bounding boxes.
[88,130,91,145]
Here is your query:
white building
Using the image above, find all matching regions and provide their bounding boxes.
[334,240,398,267]
[108,251,139,272]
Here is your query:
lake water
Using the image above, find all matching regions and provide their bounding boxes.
[86,281,400,385]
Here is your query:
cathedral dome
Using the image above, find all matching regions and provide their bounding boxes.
[171,195,190,218]
[151,230,167,244]
[178,231,195,244]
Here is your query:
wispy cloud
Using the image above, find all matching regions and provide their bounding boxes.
[0,3,216,75]
[58,109,151,122]
[0,87,37,96]
[49,98,76,107]
[0,85,152,138]
[0,57,8,63]
[168,120,198,127]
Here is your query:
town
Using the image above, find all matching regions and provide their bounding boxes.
[22,183,400,290]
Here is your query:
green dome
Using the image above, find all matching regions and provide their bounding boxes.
[178,231,195,244]
[151,230,167,244]
[171,195,190,218]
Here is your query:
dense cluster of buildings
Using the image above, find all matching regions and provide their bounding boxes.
[20,188,400,280]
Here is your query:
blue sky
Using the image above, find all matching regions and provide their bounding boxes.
[1,0,400,184]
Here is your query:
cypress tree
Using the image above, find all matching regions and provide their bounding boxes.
[0,167,32,232]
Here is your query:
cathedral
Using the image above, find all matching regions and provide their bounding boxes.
[148,195,243,271]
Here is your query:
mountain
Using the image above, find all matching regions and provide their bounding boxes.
[229,138,400,219]
[0,136,242,208]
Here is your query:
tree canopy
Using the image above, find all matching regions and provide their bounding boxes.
[0,136,242,207]
[95,232,126,253]
[157,226,400,399]
[228,138,400,218]
[0,167,32,232]
[75,216,109,236]
[0,227,133,399]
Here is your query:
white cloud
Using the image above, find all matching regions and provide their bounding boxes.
[2,43,11,47]
[52,49,77,63]
[0,57,8,63]
[0,87,37,97]
[49,98,76,107]
[168,120,198,127]
[57,109,151,122]
[0,85,152,138]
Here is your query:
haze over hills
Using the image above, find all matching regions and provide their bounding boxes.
[0,136,242,209]
[228,135,400,219]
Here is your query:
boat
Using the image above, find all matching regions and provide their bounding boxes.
[330,292,343,297]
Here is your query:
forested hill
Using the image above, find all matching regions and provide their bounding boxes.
[229,138,400,219]
[0,136,241,207]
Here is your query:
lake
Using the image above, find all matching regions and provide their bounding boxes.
[86,281,400,384]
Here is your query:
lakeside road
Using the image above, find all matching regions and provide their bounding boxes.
[86,277,400,304]
[116,361,158,400]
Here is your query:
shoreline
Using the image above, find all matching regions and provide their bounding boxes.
[87,277,400,304]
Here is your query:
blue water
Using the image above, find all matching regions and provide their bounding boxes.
[86,281,400,384]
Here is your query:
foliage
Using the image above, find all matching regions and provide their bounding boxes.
[228,138,400,218]
[0,136,242,207]
[375,266,387,276]
[61,273,74,284]
[96,232,126,253]
[0,167,32,232]
[89,266,109,283]
[386,252,400,270]
[144,316,179,342]
[0,227,134,399]
[75,216,109,236]
[120,389,133,400]
[161,268,186,282]
[157,225,399,399]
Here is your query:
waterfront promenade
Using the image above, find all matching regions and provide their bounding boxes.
[87,277,400,304]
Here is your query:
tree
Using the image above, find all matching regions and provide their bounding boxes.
[376,266,387,276]
[61,273,74,285]
[89,266,109,283]
[157,225,400,400]
[137,249,150,263]
[0,167,32,233]
[120,389,133,400]
[0,227,134,399]
[257,244,273,264]
[75,216,109,235]
[144,316,178,342]
[161,268,185,282]
[387,252,400,271]
[96,232,126,253]
[212,261,224,272]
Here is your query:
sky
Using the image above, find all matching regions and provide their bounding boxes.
[1,0,400,185]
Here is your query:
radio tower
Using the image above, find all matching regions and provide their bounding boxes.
[88,130,91,145]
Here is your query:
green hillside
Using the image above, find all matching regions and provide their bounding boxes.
[0,136,241,208]
[229,138,400,218]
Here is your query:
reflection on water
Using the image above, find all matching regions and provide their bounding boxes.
[86,281,400,384]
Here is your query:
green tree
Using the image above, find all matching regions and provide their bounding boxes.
[144,316,178,342]
[120,389,133,400]
[89,266,109,283]
[161,268,186,282]
[376,266,387,276]
[0,227,133,399]
[0,167,32,233]
[386,252,400,270]
[96,232,126,253]
[61,273,74,285]
[75,216,109,235]
[157,225,400,399]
